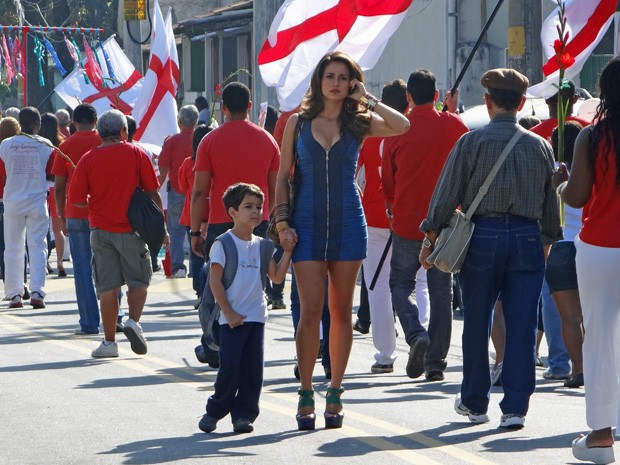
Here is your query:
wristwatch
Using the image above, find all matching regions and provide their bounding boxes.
[189,230,201,237]
[422,237,433,248]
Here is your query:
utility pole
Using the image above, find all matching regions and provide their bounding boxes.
[252,0,282,117]
[118,0,144,75]
[507,0,543,83]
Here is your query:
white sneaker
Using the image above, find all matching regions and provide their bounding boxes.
[173,268,187,278]
[454,393,490,424]
[92,340,119,358]
[499,414,525,430]
[123,318,148,355]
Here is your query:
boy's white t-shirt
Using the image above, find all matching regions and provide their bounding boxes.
[209,231,268,325]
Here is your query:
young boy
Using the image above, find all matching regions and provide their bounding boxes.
[198,183,294,434]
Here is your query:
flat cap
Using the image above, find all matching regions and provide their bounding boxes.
[481,68,529,95]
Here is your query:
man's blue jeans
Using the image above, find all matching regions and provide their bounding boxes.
[458,215,545,416]
[390,233,452,372]
[67,218,100,333]
[541,278,570,375]
[166,189,187,274]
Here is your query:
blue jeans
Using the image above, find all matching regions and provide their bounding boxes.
[166,189,187,274]
[541,278,570,375]
[390,234,452,372]
[186,228,205,296]
[67,218,100,333]
[459,215,544,416]
[206,322,264,422]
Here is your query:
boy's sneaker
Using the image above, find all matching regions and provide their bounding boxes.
[8,295,23,309]
[233,418,254,433]
[371,362,394,374]
[30,292,45,309]
[92,340,119,358]
[198,414,218,433]
[499,414,525,430]
[454,394,490,424]
[123,319,147,355]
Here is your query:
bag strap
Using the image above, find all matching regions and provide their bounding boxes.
[259,239,276,290]
[217,233,238,290]
[464,127,525,220]
[288,115,304,181]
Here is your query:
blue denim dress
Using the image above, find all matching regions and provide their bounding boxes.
[291,121,367,262]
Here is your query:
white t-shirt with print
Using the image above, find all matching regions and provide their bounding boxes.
[209,231,268,325]
[0,134,53,215]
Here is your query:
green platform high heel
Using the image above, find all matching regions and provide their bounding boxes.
[296,389,316,431]
[324,386,344,429]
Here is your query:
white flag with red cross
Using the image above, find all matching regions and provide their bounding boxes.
[258,0,414,111]
[54,37,144,116]
[132,0,180,147]
[528,0,618,98]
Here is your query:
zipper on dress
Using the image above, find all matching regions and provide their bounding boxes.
[324,148,330,259]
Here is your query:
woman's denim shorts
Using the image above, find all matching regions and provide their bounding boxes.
[545,241,578,293]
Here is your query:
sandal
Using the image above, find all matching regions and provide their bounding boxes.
[296,389,316,431]
[324,386,344,429]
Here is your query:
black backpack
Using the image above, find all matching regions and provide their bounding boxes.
[198,232,275,351]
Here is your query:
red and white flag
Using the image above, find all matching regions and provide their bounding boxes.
[529,0,618,98]
[258,0,413,111]
[132,0,180,147]
[54,37,144,116]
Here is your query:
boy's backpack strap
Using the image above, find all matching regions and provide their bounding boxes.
[259,238,276,289]
[216,232,238,290]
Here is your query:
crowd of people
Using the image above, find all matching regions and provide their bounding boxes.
[1,51,618,464]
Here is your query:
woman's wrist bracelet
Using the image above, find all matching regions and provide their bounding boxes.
[274,202,290,223]
[275,221,290,232]
[359,92,379,111]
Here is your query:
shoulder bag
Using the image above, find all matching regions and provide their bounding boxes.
[427,128,525,273]
[127,147,166,253]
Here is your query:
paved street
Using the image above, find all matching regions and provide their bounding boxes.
[0,261,590,465]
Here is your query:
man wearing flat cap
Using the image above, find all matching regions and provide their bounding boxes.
[420,68,562,430]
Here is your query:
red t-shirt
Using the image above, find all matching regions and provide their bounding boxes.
[68,141,159,232]
[579,135,620,248]
[177,156,210,227]
[53,130,103,219]
[272,108,300,147]
[195,120,280,224]
[358,137,389,229]
[530,115,591,142]
[158,129,194,193]
[382,104,468,240]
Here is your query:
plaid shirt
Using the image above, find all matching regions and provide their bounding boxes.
[421,114,562,245]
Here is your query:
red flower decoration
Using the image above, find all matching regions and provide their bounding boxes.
[215,83,222,96]
[559,52,575,69]
[553,39,563,54]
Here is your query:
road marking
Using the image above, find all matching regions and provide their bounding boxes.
[0,312,499,465]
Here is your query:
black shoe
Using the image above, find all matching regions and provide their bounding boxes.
[406,337,429,379]
[425,370,445,381]
[324,365,332,380]
[116,320,124,333]
[233,418,254,433]
[199,414,218,433]
[271,299,286,310]
[58,268,67,277]
[195,344,220,368]
[353,319,370,335]
[23,286,30,300]
[293,363,300,380]
[564,373,584,388]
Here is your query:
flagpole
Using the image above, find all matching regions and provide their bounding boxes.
[443,0,506,111]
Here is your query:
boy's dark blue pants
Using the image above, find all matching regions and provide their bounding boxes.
[206,322,264,423]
